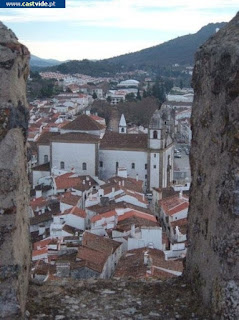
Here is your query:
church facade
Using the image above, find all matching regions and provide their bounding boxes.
[37,108,174,191]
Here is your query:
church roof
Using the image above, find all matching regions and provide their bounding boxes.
[100,131,147,150]
[61,114,105,131]
[119,114,126,127]
[50,132,99,144]
[37,132,60,145]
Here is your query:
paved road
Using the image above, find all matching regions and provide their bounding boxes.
[174,145,191,182]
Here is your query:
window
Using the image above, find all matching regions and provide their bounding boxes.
[154,154,156,158]
[131,163,135,169]
[44,155,48,163]
[116,162,119,170]
[60,161,65,169]
[145,164,147,170]
[145,174,147,179]
[121,128,125,133]
[153,130,158,139]
[99,161,103,167]
[82,162,87,170]
[154,165,156,169]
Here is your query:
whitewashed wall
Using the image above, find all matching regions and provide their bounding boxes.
[99,149,148,182]
[51,142,96,176]
[149,152,160,189]
[128,227,162,251]
[64,213,85,231]
[38,145,50,165]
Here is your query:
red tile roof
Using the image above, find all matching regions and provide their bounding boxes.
[118,210,156,223]
[33,238,52,250]
[100,131,148,150]
[30,197,48,211]
[82,231,121,254]
[116,216,159,232]
[60,191,81,206]
[122,189,148,204]
[91,210,116,223]
[36,132,60,145]
[76,246,108,273]
[50,132,99,143]
[62,224,82,235]
[114,247,183,279]
[89,114,105,121]
[160,195,189,216]
[63,206,86,218]
[107,176,144,193]
[32,247,48,257]
[62,114,105,131]
[55,173,83,190]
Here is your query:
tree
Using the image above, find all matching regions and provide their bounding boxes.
[106,96,112,103]
[136,89,141,100]
[164,79,174,94]
[92,92,98,99]
[125,92,136,102]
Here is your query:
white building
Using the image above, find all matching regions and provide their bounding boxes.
[37,109,174,191]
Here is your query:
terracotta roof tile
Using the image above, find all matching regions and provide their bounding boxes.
[33,238,52,250]
[55,173,83,190]
[51,132,99,143]
[118,210,156,223]
[30,197,48,211]
[63,224,82,235]
[30,212,53,225]
[62,114,105,131]
[87,201,151,215]
[107,176,144,193]
[63,206,86,218]
[76,246,108,273]
[89,114,105,121]
[60,192,81,206]
[160,195,189,216]
[116,216,159,232]
[36,132,60,145]
[82,231,121,254]
[91,210,116,223]
[114,247,183,279]
[32,247,48,257]
[100,131,148,150]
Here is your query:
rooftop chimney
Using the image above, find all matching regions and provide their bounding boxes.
[144,251,149,265]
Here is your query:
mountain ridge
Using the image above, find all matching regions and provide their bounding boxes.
[103,22,227,67]
[34,22,227,75]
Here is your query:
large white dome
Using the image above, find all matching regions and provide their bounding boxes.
[118,79,139,87]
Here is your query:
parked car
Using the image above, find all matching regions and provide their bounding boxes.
[174,153,182,158]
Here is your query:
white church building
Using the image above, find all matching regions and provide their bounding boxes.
[37,108,174,191]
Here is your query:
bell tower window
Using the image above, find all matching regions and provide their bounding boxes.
[153,130,158,139]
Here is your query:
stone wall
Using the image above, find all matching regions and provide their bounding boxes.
[0,22,31,319]
[186,13,239,319]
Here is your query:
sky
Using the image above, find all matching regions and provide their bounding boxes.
[0,0,238,61]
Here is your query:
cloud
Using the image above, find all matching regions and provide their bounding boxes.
[0,0,237,27]
[22,39,160,60]
[1,0,237,60]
